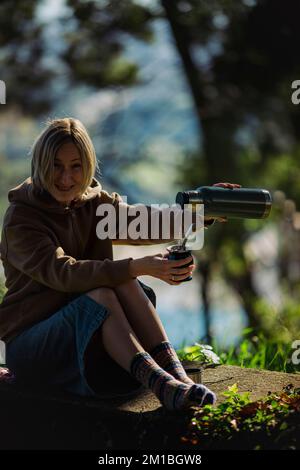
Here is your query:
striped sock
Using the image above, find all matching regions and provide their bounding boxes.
[150,341,194,385]
[130,351,216,410]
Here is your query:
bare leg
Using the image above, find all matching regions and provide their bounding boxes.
[84,287,216,409]
[114,279,169,351]
[86,287,145,371]
[114,279,195,385]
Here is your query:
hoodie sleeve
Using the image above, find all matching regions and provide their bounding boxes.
[1,221,134,292]
[99,191,209,246]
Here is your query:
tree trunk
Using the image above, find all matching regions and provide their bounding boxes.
[198,260,212,343]
[161,0,262,334]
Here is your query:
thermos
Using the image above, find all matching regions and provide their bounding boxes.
[176,186,272,219]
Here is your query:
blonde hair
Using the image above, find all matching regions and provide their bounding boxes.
[31,117,99,195]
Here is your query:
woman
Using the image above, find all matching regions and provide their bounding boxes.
[0,117,239,410]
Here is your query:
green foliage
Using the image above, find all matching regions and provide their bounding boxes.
[213,334,297,373]
[177,325,300,373]
[102,58,138,86]
[251,298,300,343]
[177,343,221,365]
[181,384,300,449]
[261,152,300,205]
[0,0,156,115]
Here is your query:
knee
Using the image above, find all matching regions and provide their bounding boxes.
[115,278,139,292]
[86,287,117,306]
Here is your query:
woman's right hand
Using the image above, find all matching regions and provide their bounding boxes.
[129,253,195,285]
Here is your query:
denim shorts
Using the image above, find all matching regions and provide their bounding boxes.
[6,281,156,399]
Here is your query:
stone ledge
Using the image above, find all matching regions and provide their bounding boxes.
[108,365,300,412]
[0,365,299,449]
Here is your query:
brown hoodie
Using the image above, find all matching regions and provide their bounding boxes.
[0,177,204,343]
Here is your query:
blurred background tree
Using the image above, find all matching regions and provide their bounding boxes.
[1,0,300,349]
[0,0,154,113]
[0,0,157,199]
[162,0,300,340]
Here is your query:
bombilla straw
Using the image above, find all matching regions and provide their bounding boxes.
[181,223,196,250]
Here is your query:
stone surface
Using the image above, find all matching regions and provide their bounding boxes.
[109,364,300,413]
[203,364,300,402]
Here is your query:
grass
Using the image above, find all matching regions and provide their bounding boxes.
[177,328,300,374]
[213,335,298,373]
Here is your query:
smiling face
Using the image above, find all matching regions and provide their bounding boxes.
[31,118,98,203]
[49,142,84,205]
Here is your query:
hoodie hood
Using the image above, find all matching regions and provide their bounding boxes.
[8,176,103,213]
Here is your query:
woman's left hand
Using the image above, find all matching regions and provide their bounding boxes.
[205,182,242,223]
